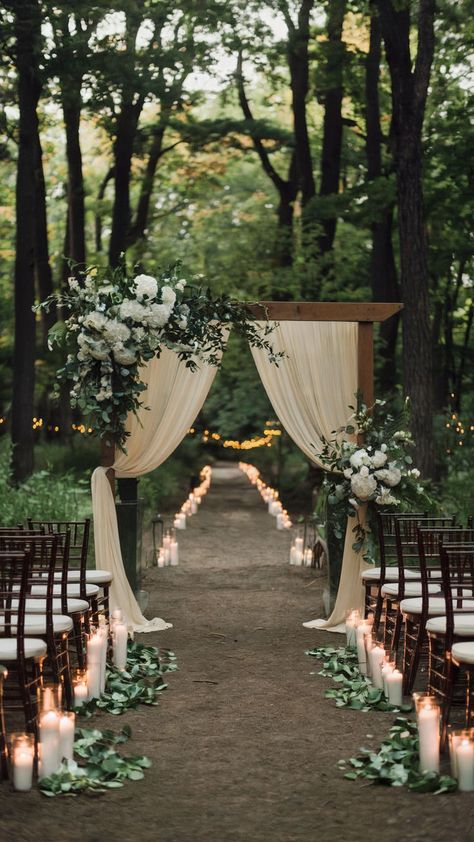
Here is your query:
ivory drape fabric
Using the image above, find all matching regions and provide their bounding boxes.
[92,346,225,633]
[250,320,365,630]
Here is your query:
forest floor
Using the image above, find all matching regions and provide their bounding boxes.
[1,462,473,842]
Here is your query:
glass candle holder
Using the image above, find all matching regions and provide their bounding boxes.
[455,735,474,791]
[417,701,440,774]
[37,682,62,714]
[413,692,437,716]
[448,728,473,779]
[58,711,75,762]
[9,733,34,792]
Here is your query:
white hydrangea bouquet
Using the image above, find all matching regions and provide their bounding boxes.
[318,398,431,552]
[37,261,279,448]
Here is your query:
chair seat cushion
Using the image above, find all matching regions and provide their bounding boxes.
[452,642,474,666]
[361,566,420,582]
[0,637,47,660]
[0,614,73,635]
[58,569,113,586]
[14,598,89,615]
[427,614,474,637]
[31,583,99,598]
[401,597,474,617]
[381,582,441,599]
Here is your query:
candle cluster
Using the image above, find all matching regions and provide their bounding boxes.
[239,462,292,530]
[157,529,179,568]
[173,465,212,532]
[289,536,313,566]
[346,611,403,706]
[448,728,474,791]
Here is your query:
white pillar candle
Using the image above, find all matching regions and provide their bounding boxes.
[158,550,165,568]
[276,513,285,530]
[356,622,372,674]
[74,679,88,707]
[381,662,394,697]
[87,634,103,699]
[369,645,385,690]
[386,669,403,706]
[364,633,374,678]
[12,743,34,791]
[345,611,359,647]
[111,607,122,622]
[59,712,75,761]
[170,541,179,566]
[418,703,440,773]
[456,739,474,791]
[294,537,303,555]
[98,625,108,694]
[39,710,60,778]
[304,548,313,566]
[113,621,128,671]
[163,547,171,565]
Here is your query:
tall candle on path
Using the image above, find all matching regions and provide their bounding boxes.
[345,611,359,647]
[386,669,403,706]
[356,621,372,674]
[39,710,60,778]
[170,540,179,566]
[87,633,103,699]
[418,703,440,773]
[113,620,128,670]
[369,645,385,690]
[59,711,75,761]
[456,739,474,791]
[381,661,394,697]
[11,737,34,792]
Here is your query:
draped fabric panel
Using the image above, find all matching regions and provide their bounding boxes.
[92,345,226,632]
[250,320,367,630]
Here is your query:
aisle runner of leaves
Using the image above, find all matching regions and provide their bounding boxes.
[40,642,177,797]
[306,645,458,794]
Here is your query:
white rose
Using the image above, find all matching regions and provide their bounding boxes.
[343,468,353,479]
[133,327,146,342]
[375,486,399,506]
[380,443,388,452]
[134,273,158,301]
[409,468,421,479]
[88,340,110,361]
[84,311,108,332]
[350,472,377,501]
[161,286,176,307]
[374,467,402,487]
[144,303,171,329]
[176,282,185,292]
[372,450,388,468]
[119,300,147,323]
[113,347,137,365]
[359,465,370,478]
[178,317,188,329]
[103,319,131,344]
[350,449,370,469]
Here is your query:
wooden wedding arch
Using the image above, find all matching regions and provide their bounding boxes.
[100,301,403,591]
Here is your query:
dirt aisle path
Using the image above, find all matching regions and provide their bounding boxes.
[2,463,470,842]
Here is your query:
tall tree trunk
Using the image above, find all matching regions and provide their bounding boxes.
[9,0,42,483]
[63,87,86,266]
[365,8,399,392]
[95,167,114,253]
[109,101,142,267]
[127,126,165,248]
[377,0,436,476]
[287,0,315,209]
[317,0,346,254]
[236,52,297,268]
[34,135,55,347]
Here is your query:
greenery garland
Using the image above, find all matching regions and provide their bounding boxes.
[76,642,177,717]
[305,645,412,712]
[341,717,457,794]
[38,261,281,449]
[39,725,151,797]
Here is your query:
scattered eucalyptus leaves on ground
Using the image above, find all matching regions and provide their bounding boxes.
[77,642,178,717]
[305,645,412,713]
[341,717,457,794]
[39,725,151,797]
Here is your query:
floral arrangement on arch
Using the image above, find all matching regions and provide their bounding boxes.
[38,262,280,449]
[318,398,432,552]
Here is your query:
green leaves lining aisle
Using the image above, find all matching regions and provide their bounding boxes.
[39,726,152,797]
[77,642,177,717]
[305,646,412,713]
[341,718,457,795]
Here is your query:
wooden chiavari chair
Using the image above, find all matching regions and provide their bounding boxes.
[362,511,427,633]
[400,527,474,693]
[0,549,47,735]
[28,519,113,621]
[0,664,7,780]
[425,547,474,743]
[381,517,455,656]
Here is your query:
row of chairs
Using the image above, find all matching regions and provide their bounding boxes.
[362,512,474,740]
[0,520,113,753]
